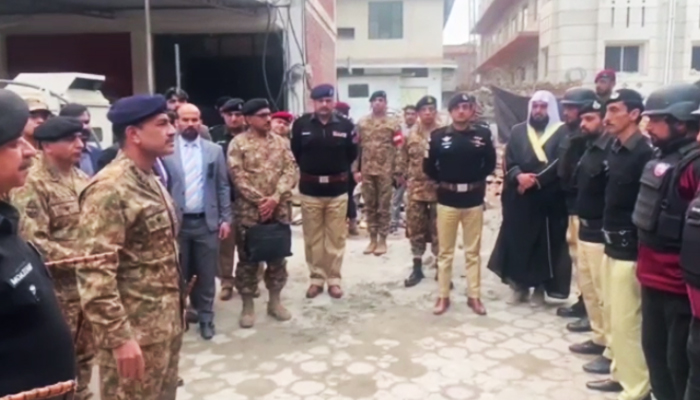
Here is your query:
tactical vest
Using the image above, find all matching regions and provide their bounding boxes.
[681,196,700,287]
[632,142,700,252]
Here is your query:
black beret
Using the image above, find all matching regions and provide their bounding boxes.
[607,88,644,107]
[0,89,30,148]
[310,84,335,100]
[241,98,270,116]
[416,95,437,110]
[448,92,475,111]
[107,94,167,126]
[221,98,244,113]
[34,116,84,142]
[579,99,605,116]
[369,91,386,101]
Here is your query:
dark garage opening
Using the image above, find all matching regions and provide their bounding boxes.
[154,33,286,127]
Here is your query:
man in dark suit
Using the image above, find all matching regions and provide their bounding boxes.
[162,103,232,340]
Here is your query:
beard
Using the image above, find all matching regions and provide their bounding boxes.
[529,115,549,131]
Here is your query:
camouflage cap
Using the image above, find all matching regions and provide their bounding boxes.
[24,96,50,113]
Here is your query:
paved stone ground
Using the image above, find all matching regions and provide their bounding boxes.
[91,209,617,399]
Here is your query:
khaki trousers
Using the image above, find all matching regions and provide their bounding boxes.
[436,204,483,299]
[301,194,348,287]
[603,255,651,400]
[567,216,580,295]
[576,240,606,346]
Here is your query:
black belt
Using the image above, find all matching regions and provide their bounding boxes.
[603,229,636,247]
[184,213,205,219]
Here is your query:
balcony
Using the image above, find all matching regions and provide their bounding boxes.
[472,0,522,34]
[475,21,538,72]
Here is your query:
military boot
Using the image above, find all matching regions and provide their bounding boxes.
[404,258,424,287]
[374,235,388,255]
[239,295,256,329]
[363,235,377,254]
[267,290,291,321]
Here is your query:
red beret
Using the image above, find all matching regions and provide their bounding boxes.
[271,111,293,123]
[335,102,350,112]
[595,69,616,82]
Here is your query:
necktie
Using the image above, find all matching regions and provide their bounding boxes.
[153,159,167,187]
[184,144,202,211]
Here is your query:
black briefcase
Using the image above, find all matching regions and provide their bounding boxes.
[245,222,293,262]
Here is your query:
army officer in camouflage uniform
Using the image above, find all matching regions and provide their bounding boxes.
[76,94,183,399]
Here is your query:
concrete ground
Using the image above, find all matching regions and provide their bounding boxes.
[91,209,617,400]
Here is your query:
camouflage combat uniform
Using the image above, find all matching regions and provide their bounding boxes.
[228,130,299,296]
[76,152,183,400]
[10,153,94,400]
[355,114,402,239]
[395,122,441,257]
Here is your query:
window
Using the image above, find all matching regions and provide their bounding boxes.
[348,84,369,98]
[605,45,640,72]
[692,46,700,71]
[369,1,403,39]
[338,28,355,40]
[401,68,428,77]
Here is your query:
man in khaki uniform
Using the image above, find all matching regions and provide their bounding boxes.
[21,96,52,149]
[354,90,403,255]
[11,117,94,400]
[228,98,299,328]
[290,85,356,299]
[395,95,442,287]
[76,94,184,399]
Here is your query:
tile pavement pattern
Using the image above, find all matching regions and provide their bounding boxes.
[171,211,616,400]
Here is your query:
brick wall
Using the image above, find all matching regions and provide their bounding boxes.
[304,0,336,109]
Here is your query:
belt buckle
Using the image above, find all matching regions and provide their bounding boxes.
[319,176,329,184]
[456,184,468,192]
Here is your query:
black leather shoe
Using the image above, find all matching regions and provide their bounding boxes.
[569,340,605,355]
[186,309,199,324]
[200,322,215,340]
[586,379,622,392]
[583,355,611,374]
[404,260,424,287]
[567,317,592,333]
[557,296,586,318]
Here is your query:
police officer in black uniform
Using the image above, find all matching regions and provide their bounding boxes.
[557,87,599,324]
[632,83,700,400]
[291,84,357,299]
[0,89,76,398]
[424,93,496,316]
[563,98,616,377]
[587,88,653,397]
[681,101,700,400]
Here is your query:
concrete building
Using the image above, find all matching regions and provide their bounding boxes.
[335,0,457,121]
[442,42,478,103]
[0,0,336,119]
[473,0,700,96]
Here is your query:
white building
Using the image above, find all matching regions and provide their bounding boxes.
[335,0,457,121]
[473,0,700,96]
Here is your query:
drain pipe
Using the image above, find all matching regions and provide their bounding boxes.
[662,0,676,84]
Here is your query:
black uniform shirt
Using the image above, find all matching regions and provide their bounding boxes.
[603,131,653,260]
[575,133,613,242]
[0,201,75,396]
[424,123,496,209]
[291,112,357,197]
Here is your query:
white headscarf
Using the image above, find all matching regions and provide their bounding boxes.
[528,90,561,131]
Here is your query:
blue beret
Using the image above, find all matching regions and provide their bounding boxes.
[107,94,167,126]
[221,98,244,113]
[370,91,386,102]
[416,95,437,110]
[34,116,84,142]
[241,98,270,116]
[311,84,335,100]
